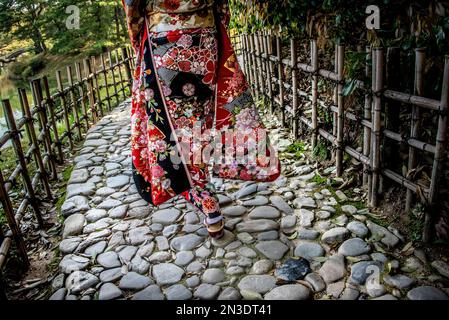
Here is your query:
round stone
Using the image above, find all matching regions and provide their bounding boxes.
[171,234,203,251]
[175,251,195,266]
[269,195,294,214]
[297,229,319,240]
[60,254,89,273]
[186,275,200,288]
[85,209,108,222]
[84,241,107,257]
[119,272,152,290]
[97,251,121,268]
[236,219,279,233]
[248,206,280,219]
[132,285,165,300]
[383,274,415,289]
[65,271,99,294]
[152,208,181,225]
[106,175,129,189]
[63,214,86,238]
[165,284,192,300]
[275,258,311,281]
[281,216,297,229]
[238,246,257,258]
[318,254,346,283]
[152,263,184,285]
[128,206,150,219]
[201,268,225,284]
[338,238,371,256]
[341,205,357,215]
[238,275,276,294]
[298,209,314,227]
[257,230,279,241]
[321,227,350,244]
[264,284,310,300]
[255,240,289,260]
[218,287,241,300]
[347,221,369,237]
[407,286,449,300]
[242,196,269,206]
[59,238,81,254]
[250,260,274,275]
[222,205,247,217]
[193,283,221,300]
[98,283,122,300]
[100,267,123,283]
[294,242,325,261]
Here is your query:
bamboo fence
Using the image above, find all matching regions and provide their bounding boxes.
[0,46,134,292]
[232,32,449,243]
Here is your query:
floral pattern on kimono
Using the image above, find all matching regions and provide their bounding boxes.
[122,0,281,206]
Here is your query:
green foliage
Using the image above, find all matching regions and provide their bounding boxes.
[285,141,306,158]
[0,0,127,56]
[229,1,449,69]
[20,55,48,79]
[312,140,329,161]
[312,174,327,185]
[408,203,425,242]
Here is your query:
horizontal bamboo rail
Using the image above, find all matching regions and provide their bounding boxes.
[0,46,135,293]
[233,32,449,242]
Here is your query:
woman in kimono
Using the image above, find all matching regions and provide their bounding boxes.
[122,0,280,239]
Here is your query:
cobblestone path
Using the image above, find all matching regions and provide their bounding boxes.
[49,101,449,300]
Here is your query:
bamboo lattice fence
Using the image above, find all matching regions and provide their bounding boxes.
[231,31,449,243]
[0,46,135,287]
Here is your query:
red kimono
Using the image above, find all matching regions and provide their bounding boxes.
[122,0,280,230]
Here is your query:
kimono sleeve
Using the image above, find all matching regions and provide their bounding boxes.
[121,0,147,53]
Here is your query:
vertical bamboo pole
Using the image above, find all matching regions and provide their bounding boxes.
[243,34,250,78]
[257,32,265,97]
[0,170,29,265]
[121,47,133,93]
[83,59,98,123]
[67,66,83,139]
[291,38,298,138]
[311,40,318,149]
[363,46,373,189]
[276,35,285,123]
[91,56,104,118]
[32,79,58,180]
[114,49,127,100]
[406,48,425,212]
[108,51,120,106]
[332,44,338,162]
[253,33,261,98]
[42,76,64,163]
[253,34,261,98]
[263,32,273,110]
[424,55,449,242]
[368,47,378,203]
[2,99,44,228]
[55,71,74,150]
[383,47,401,193]
[370,48,384,207]
[75,62,90,129]
[336,44,345,177]
[101,54,112,112]
[18,88,53,200]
